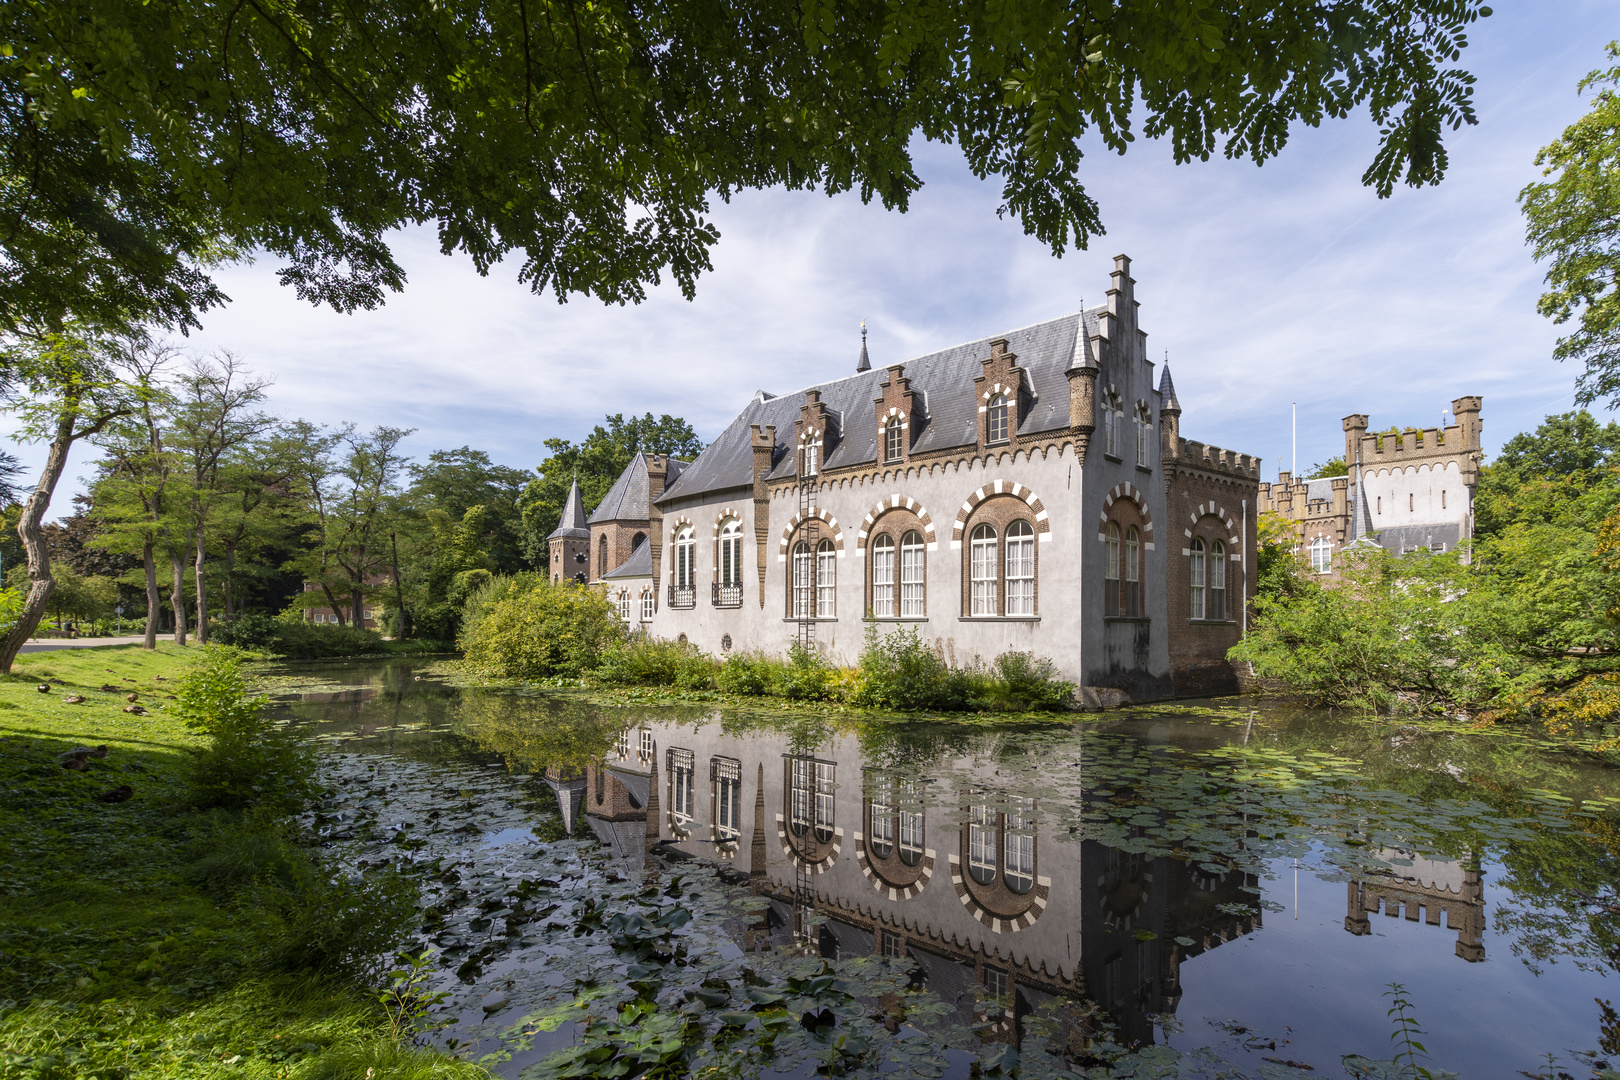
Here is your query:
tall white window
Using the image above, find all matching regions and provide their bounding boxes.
[1005,521,1034,615]
[616,589,631,621]
[790,758,812,837]
[816,539,837,617]
[813,760,836,843]
[1125,526,1140,617]
[1103,401,1117,457]
[1310,535,1332,574]
[1210,540,1227,620]
[871,534,895,617]
[803,433,820,477]
[885,419,904,463]
[713,756,742,846]
[869,783,894,859]
[638,728,653,763]
[669,747,695,835]
[792,541,814,618]
[1135,407,1149,466]
[1104,522,1121,617]
[900,530,926,617]
[969,801,997,885]
[675,525,695,590]
[898,803,924,866]
[719,519,742,587]
[970,524,998,615]
[1189,538,1206,620]
[987,394,1010,443]
[640,588,654,622]
[1005,800,1034,895]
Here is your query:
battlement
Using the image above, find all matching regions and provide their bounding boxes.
[1342,395,1482,467]
[1176,439,1261,478]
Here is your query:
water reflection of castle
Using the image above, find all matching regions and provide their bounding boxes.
[1345,851,1486,962]
[556,722,1264,1047]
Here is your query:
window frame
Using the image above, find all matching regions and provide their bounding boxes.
[987,393,1010,445]
[674,525,696,591]
[1104,522,1121,617]
[640,588,655,622]
[884,418,904,463]
[1210,539,1227,620]
[871,533,896,617]
[1309,535,1333,575]
[969,524,998,616]
[1189,537,1206,621]
[1135,405,1149,467]
[900,530,926,617]
[803,432,820,477]
[1005,520,1035,616]
[718,518,743,588]
[792,541,815,618]
[1125,526,1141,617]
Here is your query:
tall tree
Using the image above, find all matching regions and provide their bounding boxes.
[407,447,530,573]
[1475,410,1620,539]
[6,0,1492,337]
[1521,42,1620,407]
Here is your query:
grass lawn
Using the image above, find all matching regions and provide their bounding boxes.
[0,643,484,1080]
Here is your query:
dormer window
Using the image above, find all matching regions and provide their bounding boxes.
[884,418,904,463]
[803,432,820,477]
[987,394,1010,444]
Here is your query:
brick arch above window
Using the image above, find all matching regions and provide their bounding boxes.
[667,515,695,543]
[1096,482,1155,544]
[949,481,1050,549]
[777,510,845,562]
[856,495,937,554]
[709,507,742,536]
[1181,502,1242,552]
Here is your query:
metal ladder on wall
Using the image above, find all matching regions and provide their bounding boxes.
[797,477,819,653]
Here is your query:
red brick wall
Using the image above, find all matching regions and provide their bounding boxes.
[1164,467,1258,696]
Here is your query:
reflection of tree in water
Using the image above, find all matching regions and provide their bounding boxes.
[1493,823,1620,976]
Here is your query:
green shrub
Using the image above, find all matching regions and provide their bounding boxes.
[779,642,834,701]
[210,609,279,649]
[456,571,543,652]
[597,637,720,690]
[853,626,968,711]
[175,647,314,812]
[461,579,623,679]
[717,652,773,695]
[971,651,1076,712]
[213,612,385,658]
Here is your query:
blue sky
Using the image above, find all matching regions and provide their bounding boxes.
[27,1,1620,508]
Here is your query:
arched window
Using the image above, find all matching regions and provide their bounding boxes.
[632,532,646,551]
[1125,527,1141,617]
[900,531,926,617]
[791,757,836,843]
[1210,540,1227,620]
[675,525,695,591]
[668,747,695,836]
[871,534,895,617]
[1189,539,1206,620]
[792,541,814,618]
[616,589,631,621]
[968,801,997,885]
[640,588,655,622]
[899,801,925,866]
[987,394,1010,444]
[1310,535,1332,574]
[884,418,904,463]
[1005,799,1034,895]
[1409,493,1415,512]
[1005,521,1034,615]
[1104,522,1121,617]
[803,433,820,477]
[870,783,894,859]
[1135,406,1150,467]
[816,539,837,617]
[599,535,608,577]
[718,519,742,588]
[1102,400,1117,457]
[970,524,998,616]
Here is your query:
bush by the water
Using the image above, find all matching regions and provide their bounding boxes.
[853,626,970,710]
[461,577,623,678]
[597,636,720,690]
[212,609,385,658]
[175,647,315,813]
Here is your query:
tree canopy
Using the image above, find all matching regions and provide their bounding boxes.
[6,0,1493,335]
[1522,42,1620,406]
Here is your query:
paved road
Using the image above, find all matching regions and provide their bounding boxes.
[18,635,153,653]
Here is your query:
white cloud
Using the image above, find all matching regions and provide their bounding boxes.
[10,0,1615,513]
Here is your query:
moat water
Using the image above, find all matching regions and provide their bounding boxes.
[267,659,1620,1079]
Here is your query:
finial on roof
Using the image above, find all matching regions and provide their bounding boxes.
[1065,302,1097,373]
[1158,362,1181,413]
[856,320,871,373]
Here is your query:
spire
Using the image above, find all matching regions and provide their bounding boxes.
[1066,304,1096,373]
[547,478,590,540]
[1158,362,1181,413]
[856,320,871,373]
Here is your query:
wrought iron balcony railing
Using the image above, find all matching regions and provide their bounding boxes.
[712,583,743,608]
[668,585,696,609]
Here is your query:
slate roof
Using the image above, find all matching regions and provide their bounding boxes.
[1304,478,1337,502]
[548,479,590,540]
[1158,364,1180,411]
[658,310,1099,506]
[602,540,653,581]
[589,453,691,524]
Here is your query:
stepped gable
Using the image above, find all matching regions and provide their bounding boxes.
[548,478,591,540]
[656,311,1097,505]
[589,452,689,525]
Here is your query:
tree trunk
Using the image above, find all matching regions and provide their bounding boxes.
[0,410,74,672]
[390,530,410,639]
[222,542,237,616]
[193,526,208,644]
[351,590,364,627]
[142,539,159,650]
[170,551,187,645]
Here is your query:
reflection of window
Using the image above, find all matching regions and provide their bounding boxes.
[668,748,695,833]
[1309,535,1332,574]
[900,531,925,617]
[987,394,1009,444]
[870,784,894,859]
[872,534,895,617]
[817,539,837,618]
[638,728,653,763]
[814,761,835,842]
[970,525,997,615]
[969,802,997,885]
[899,798,924,866]
[719,519,742,588]
[1006,521,1034,615]
[880,929,905,957]
[790,758,812,837]
[1005,800,1034,895]
[983,965,1008,1001]
[790,758,835,842]
[712,756,742,846]
[616,729,631,760]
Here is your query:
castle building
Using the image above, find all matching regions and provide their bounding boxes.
[1257,398,1483,575]
[589,256,1262,700]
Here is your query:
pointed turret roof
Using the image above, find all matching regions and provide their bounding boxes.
[856,322,871,372]
[1158,364,1181,412]
[1065,307,1097,373]
[548,478,590,540]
